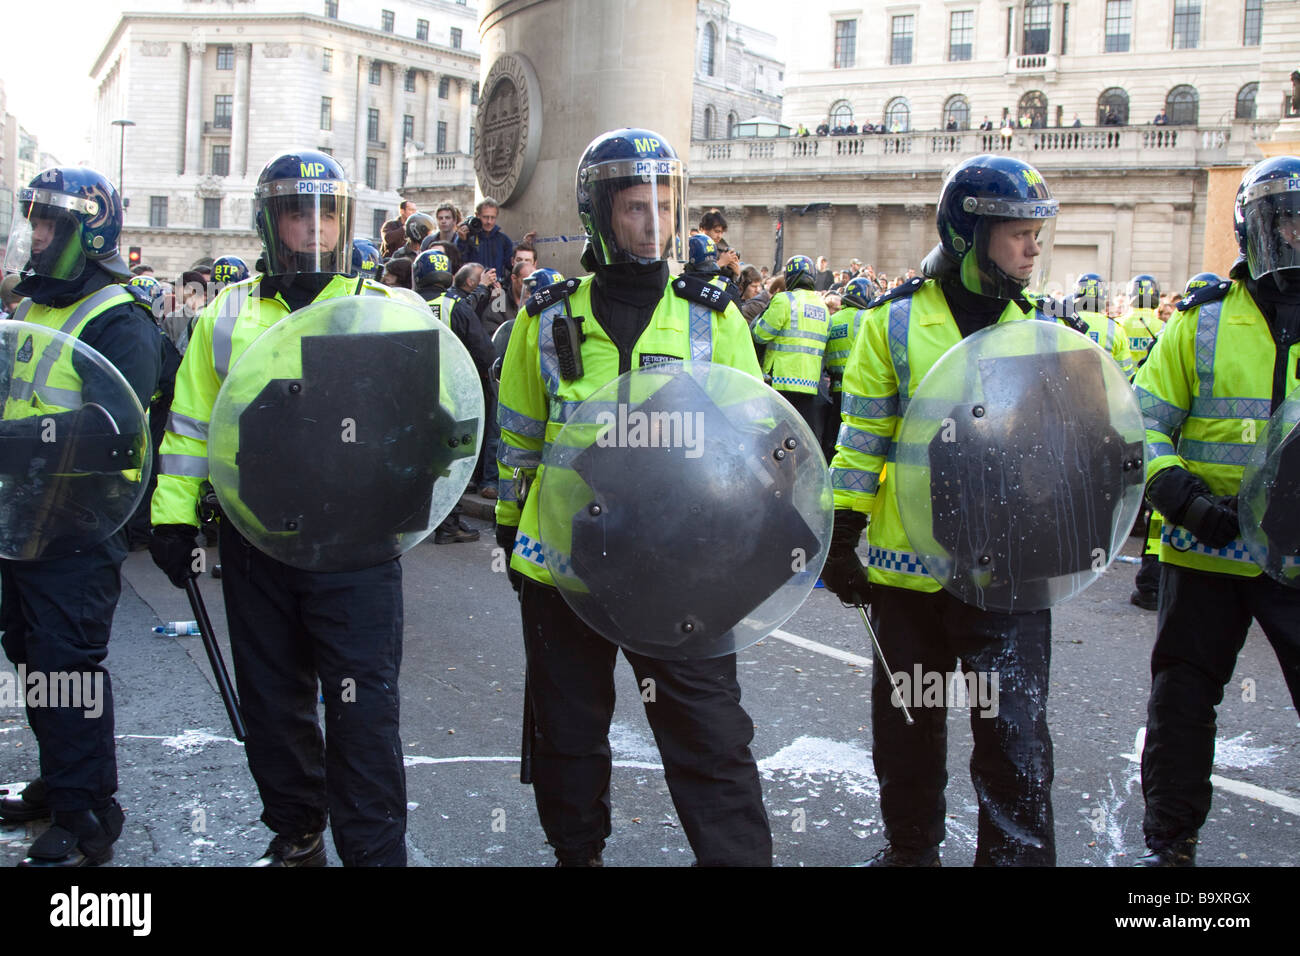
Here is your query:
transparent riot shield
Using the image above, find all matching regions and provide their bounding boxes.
[895,320,1145,612]
[0,320,151,560]
[207,296,483,571]
[538,362,833,660]
[1240,387,1300,588]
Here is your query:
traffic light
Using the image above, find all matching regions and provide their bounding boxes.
[128,246,142,268]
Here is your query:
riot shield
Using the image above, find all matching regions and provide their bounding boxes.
[491,318,515,384]
[895,320,1145,612]
[537,362,833,660]
[1240,388,1300,588]
[207,297,483,571]
[0,320,151,560]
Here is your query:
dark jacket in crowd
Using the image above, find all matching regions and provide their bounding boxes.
[456,225,514,280]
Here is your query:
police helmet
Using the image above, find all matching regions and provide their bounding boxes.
[3,166,128,280]
[212,255,250,285]
[253,149,354,277]
[576,128,688,267]
[1128,274,1160,310]
[1235,156,1300,287]
[523,267,565,295]
[412,249,454,290]
[784,255,815,290]
[1073,273,1107,312]
[687,233,719,273]
[126,274,164,314]
[841,275,876,310]
[933,154,1058,299]
[406,212,436,245]
[1184,272,1221,296]
[352,238,382,278]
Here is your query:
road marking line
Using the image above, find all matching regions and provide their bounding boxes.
[768,629,873,668]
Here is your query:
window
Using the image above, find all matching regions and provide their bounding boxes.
[367,108,380,143]
[1022,0,1049,55]
[365,157,378,189]
[1173,0,1200,49]
[324,0,338,19]
[469,126,475,156]
[450,27,462,49]
[727,112,737,138]
[405,69,417,92]
[1060,3,1069,54]
[1236,82,1258,120]
[1105,0,1132,52]
[1097,87,1129,125]
[417,19,429,42]
[372,209,387,238]
[216,45,233,70]
[701,22,717,76]
[401,161,408,187]
[949,11,974,61]
[322,48,333,72]
[890,16,914,65]
[211,144,230,176]
[702,106,715,140]
[1243,0,1262,46]
[436,120,447,153]
[381,10,394,33]
[884,97,910,132]
[1019,89,1048,127]
[203,198,221,229]
[319,146,332,155]
[471,81,479,105]
[943,95,970,130]
[1166,84,1199,124]
[149,196,168,228]
[438,76,450,99]
[834,19,856,69]
[830,100,853,127]
[403,114,415,143]
[320,96,332,130]
[213,94,232,129]
[369,61,382,85]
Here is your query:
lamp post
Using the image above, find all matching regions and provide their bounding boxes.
[111,119,135,201]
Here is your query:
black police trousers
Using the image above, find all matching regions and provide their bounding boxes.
[218,522,407,866]
[0,536,124,812]
[520,579,772,865]
[870,584,1056,865]
[1142,564,1300,848]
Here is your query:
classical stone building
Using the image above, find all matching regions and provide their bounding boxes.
[689,0,1300,292]
[693,0,783,141]
[91,0,480,276]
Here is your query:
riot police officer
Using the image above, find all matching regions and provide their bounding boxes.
[1133,157,1300,866]
[149,150,410,866]
[494,128,772,866]
[1072,273,1134,378]
[1122,273,1164,369]
[821,275,876,462]
[0,166,163,865]
[683,233,737,303]
[211,255,251,289]
[753,255,831,442]
[822,155,1065,866]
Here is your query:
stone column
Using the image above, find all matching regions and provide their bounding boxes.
[458,78,473,157]
[424,70,440,151]
[813,206,834,262]
[857,203,881,269]
[355,56,370,184]
[184,40,204,176]
[1113,203,1135,279]
[905,203,930,266]
[388,62,404,190]
[1170,203,1193,288]
[231,43,251,177]
[728,206,747,257]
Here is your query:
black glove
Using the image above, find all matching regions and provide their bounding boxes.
[822,510,873,606]
[150,524,200,589]
[1146,468,1240,548]
[496,523,523,595]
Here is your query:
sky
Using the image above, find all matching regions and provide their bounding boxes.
[1,0,796,169]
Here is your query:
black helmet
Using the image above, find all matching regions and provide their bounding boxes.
[1073,273,1106,312]
[1235,156,1300,287]
[1183,271,1221,296]
[412,249,454,290]
[4,166,128,280]
[212,255,250,285]
[406,212,436,245]
[1127,274,1160,310]
[253,149,354,276]
[576,128,688,267]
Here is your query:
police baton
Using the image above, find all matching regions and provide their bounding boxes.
[184,578,247,742]
[856,604,915,726]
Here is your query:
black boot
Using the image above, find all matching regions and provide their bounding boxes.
[1136,835,1197,867]
[855,844,941,867]
[554,847,604,867]
[19,801,124,867]
[0,778,50,823]
[252,831,327,867]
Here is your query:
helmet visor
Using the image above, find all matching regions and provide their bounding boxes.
[1241,177,1300,281]
[963,214,1056,299]
[580,158,688,266]
[256,178,355,277]
[4,190,90,280]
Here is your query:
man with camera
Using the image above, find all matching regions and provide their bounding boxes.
[456,197,536,283]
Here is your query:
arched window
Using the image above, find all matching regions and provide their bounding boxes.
[884,97,910,133]
[727,112,738,138]
[943,95,970,130]
[1018,90,1048,127]
[700,22,716,77]
[830,100,854,127]
[1165,85,1199,125]
[1022,0,1050,55]
[702,105,715,140]
[1236,82,1258,121]
[1097,87,1129,126]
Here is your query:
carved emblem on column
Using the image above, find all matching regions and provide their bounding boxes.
[474,53,542,204]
